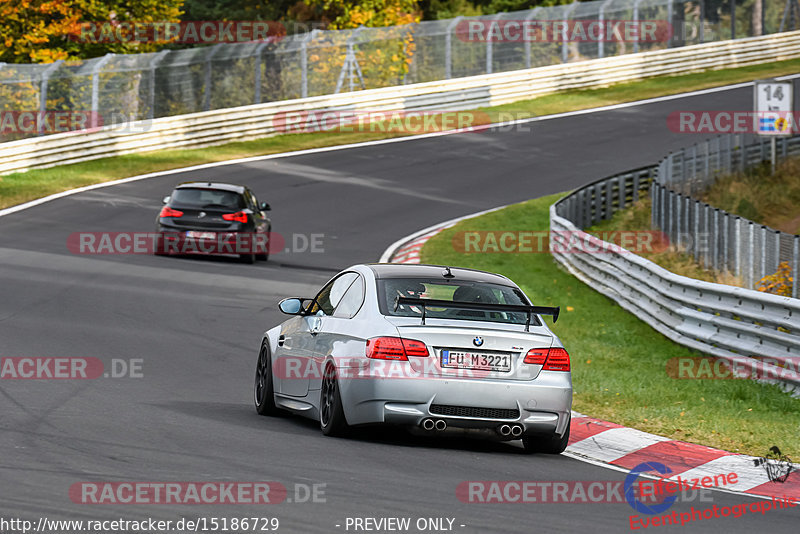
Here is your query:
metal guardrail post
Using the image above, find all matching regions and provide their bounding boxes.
[760,226,766,284]
[486,14,502,74]
[774,231,781,276]
[794,236,799,298]
[735,217,741,278]
[38,60,63,136]
[748,222,755,288]
[723,212,729,272]
[712,208,719,271]
[253,41,271,104]
[633,0,644,53]
[445,16,463,80]
[563,2,580,63]
[702,204,710,268]
[598,0,614,59]
[300,30,317,98]
[667,0,674,48]
[90,54,114,128]
[693,200,700,261]
[148,50,169,121]
[524,8,541,69]
[203,44,225,112]
[699,0,705,43]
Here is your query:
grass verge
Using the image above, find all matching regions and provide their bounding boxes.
[588,198,746,287]
[701,157,800,235]
[420,193,800,457]
[4,57,800,209]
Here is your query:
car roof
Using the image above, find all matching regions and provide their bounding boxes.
[175,182,246,194]
[365,263,517,286]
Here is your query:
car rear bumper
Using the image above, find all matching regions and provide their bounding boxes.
[337,369,572,437]
[155,227,265,255]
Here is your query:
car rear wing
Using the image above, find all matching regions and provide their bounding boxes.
[394,296,559,331]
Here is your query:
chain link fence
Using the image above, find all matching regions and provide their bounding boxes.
[1,0,794,141]
[653,134,800,294]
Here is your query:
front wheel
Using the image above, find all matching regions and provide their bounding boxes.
[320,363,349,436]
[254,342,279,415]
[522,415,570,454]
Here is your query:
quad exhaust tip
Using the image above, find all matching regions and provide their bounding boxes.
[421,418,447,431]
[498,424,524,437]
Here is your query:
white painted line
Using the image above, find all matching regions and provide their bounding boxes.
[567,427,671,464]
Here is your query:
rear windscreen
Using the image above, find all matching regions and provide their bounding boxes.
[376,278,536,325]
[170,188,244,209]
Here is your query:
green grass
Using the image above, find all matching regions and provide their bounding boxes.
[420,194,800,457]
[4,57,800,209]
[588,198,746,287]
[701,157,800,235]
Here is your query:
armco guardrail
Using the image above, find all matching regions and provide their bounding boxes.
[3,31,800,175]
[653,134,800,293]
[551,170,800,395]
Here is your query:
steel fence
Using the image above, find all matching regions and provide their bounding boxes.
[551,167,800,396]
[653,134,800,294]
[0,0,793,142]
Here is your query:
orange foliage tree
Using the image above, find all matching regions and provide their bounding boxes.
[305,0,421,90]
[0,0,184,63]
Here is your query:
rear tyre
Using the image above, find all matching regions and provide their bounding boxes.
[320,363,348,436]
[154,234,166,256]
[254,342,279,416]
[522,415,570,454]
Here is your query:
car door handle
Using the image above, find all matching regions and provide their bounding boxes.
[310,317,322,335]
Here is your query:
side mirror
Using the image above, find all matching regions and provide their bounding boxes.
[260,201,271,211]
[162,196,170,204]
[278,298,304,315]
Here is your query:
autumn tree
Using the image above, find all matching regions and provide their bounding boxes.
[0,0,184,63]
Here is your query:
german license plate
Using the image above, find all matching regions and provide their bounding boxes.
[186,231,216,239]
[441,350,511,372]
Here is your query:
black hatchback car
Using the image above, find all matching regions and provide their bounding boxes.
[155,182,272,263]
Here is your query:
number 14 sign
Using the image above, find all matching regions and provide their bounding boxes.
[754,79,793,136]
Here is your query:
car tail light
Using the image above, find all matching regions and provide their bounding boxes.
[366,337,429,361]
[159,206,183,218]
[524,347,570,371]
[222,211,248,223]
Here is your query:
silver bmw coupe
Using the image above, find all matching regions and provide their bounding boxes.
[254,263,572,453]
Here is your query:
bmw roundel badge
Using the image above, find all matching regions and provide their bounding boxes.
[473,336,484,347]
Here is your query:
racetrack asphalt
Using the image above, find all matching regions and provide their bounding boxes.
[1,84,798,532]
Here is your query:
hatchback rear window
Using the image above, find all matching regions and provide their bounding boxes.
[376,278,536,325]
[171,188,244,209]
